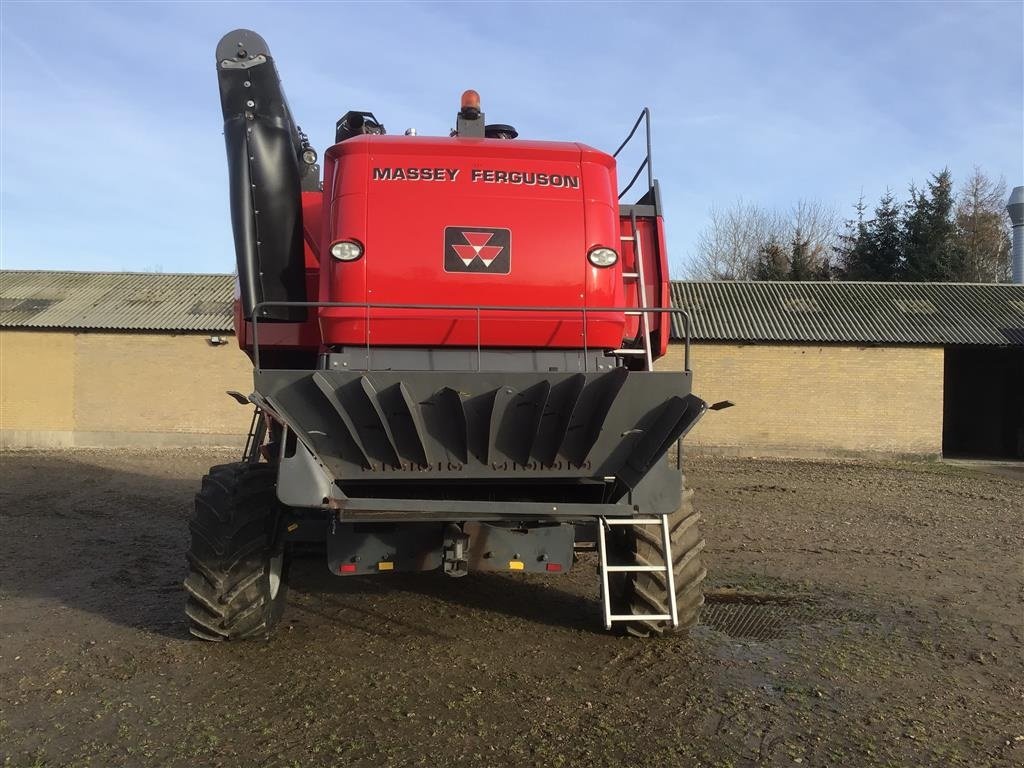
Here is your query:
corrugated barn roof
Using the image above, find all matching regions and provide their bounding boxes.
[2,271,1022,345]
[670,281,1024,346]
[0,271,235,332]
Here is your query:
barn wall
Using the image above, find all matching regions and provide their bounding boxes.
[660,342,944,458]
[3,332,946,457]
[1,330,251,448]
[0,331,76,442]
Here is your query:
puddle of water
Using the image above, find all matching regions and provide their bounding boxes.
[700,593,862,640]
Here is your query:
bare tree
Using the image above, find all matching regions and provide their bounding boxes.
[789,199,840,270]
[687,200,784,280]
[687,199,838,280]
[954,168,1011,282]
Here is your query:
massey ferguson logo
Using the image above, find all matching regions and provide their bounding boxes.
[444,227,511,274]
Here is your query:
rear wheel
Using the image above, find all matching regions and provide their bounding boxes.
[184,462,289,641]
[608,481,706,637]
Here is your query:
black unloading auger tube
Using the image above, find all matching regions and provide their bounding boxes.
[215,29,312,322]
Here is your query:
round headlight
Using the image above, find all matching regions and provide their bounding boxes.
[587,247,618,268]
[302,148,318,165]
[330,240,364,261]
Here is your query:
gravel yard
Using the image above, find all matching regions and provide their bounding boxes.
[1,449,1021,767]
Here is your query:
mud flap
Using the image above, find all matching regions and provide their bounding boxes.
[275,435,337,508]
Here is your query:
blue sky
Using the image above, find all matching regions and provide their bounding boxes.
[2,1,1021,277]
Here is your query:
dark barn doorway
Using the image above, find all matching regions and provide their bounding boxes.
[943,346,1024,459]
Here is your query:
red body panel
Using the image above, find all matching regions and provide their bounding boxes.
[319,136,624,349]
[233,136,672,363]
[654,216,671,357]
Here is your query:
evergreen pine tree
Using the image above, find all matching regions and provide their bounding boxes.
[903,183,931,280]
[865,190,902,280]
[835,196,872,279]
[930,170,962,279]
[789,236,816,280]
[902,170,959,281]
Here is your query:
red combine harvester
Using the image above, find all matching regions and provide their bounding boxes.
[186,29,710,641]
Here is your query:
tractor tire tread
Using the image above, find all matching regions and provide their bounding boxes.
[184,462,287,642]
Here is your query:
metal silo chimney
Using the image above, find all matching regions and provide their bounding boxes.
[1009,185,1024,284]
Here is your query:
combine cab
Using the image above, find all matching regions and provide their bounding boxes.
[185,29,708,641]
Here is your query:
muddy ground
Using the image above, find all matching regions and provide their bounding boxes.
[0,450,1021,767]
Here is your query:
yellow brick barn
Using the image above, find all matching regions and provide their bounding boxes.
[665,281,1023,460]
[2,271,1022,459]
[1,271,252,448]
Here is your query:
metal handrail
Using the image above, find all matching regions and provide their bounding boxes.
[613,108,654,201]
[249,300,690,374]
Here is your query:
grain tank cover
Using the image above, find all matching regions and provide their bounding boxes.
[319,135,626,350]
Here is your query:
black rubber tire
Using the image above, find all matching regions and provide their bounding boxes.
[184,462,289,641]
[608,481,706,637]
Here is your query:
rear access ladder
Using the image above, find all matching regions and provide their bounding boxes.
[613,211,655,371]
[596,515,679,631]
[611,106,657,372]
[602,117,675,629]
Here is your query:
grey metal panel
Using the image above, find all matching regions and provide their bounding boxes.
[670,281,1024,346]
[255,368,704,487]
[323,347,617,372]
[338,498,638,520]
[0,271,235,331]
[327,522,445,574]
[463,522,575,573]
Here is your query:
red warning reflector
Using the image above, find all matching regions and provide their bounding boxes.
[545,563,563,572]
[339,563,357,573]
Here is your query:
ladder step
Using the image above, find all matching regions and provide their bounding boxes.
[605,518,664,525]
[620,235,635,241]
[609,614,672,622]
[624,310,643,316]
[605,565,669,573]
[612,349,645,355]
[622,272,640,278]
